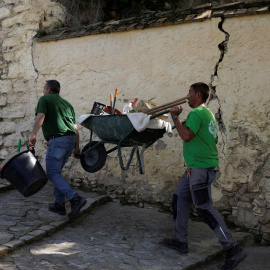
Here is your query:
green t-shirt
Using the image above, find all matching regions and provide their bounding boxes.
[183,106,219,168]
[35,93,76,141]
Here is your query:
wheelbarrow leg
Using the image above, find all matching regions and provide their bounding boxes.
[90,129,93,143]
[117,128,137,171]
[117,144,146,174]
[118,145,137,171]
[136,146,146,174]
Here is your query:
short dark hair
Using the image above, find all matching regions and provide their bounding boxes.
[190,82,209,102]
[45,80,60,93]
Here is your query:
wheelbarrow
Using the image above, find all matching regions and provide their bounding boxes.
[79,110,169,174]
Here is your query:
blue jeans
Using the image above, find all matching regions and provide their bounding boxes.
[46,136,76,202]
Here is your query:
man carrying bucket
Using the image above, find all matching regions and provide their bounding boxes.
[29,80,86,220]
[161,82,247,270]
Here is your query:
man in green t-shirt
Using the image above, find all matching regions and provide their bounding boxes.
[161,83,247,270]
[29,80,86,220]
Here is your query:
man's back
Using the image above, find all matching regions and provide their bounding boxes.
[36,93,76,141]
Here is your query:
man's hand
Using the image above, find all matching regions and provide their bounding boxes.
[29,134,37,148]
[170,106,183,116]
[73,124,81,159]
[29,113,45,149]
[169,105,195,142]
[73,147,81,159]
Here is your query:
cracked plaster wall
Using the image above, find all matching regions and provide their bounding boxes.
[211,14,270,240]
[32,17,224,209]
[1,1,270,240]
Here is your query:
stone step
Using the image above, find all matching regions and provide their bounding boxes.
[0,182,110,258]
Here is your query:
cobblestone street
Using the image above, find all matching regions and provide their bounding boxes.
[0,180,260,269]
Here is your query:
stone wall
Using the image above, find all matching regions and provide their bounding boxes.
[0,0,65,161]
[1,1,270,241]
[214,15,270,242]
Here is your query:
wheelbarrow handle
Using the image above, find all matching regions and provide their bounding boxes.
[150,109,170,119]
[146,99,187,115]
[150,110,186,126]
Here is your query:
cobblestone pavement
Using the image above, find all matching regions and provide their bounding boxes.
[193,245,270,270]
[0,179,260,270]
[0,180,109,258]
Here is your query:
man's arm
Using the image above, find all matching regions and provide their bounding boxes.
[73,124,80,158]
[170,106,195,142]
[29,113,45,147]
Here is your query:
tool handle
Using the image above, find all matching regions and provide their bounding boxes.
[146,96,189,114]
[112,88,118,114]
[132,98,138,108]
[110,94,113,114]
[16,139,21,152]
[146,100,187,114]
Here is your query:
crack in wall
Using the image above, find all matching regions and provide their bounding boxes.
[31,40,39,77]
[31,22,42,105]
[31,40,40,104]
[209,16,230,154]
[0,38,8,79]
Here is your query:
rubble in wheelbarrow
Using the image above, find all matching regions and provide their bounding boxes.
[136,99,168,120]
[89,97,170,122]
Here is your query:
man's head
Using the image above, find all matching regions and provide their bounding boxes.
[188,82,209,108]
[43,80,60,95]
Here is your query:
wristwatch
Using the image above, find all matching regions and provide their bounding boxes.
[172,115,179,120]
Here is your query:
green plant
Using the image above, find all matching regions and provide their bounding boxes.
[57,0,104,26]
[54,19,64,29]
[35,29,47,38]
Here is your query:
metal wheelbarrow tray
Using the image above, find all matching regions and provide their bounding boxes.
[80,113,166,174]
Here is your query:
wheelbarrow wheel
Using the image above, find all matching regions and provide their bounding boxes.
[80,141,107,173]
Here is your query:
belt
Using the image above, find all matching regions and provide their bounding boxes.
[49,134,75,140]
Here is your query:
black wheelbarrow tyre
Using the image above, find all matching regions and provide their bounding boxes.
[80,141,107,173]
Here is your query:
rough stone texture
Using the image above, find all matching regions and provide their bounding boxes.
[0,0,66,158]
[214,14,270,233]
[0,7,10,20]
[0,0,269,240]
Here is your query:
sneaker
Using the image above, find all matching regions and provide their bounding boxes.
[161,238,188,254]
[221,245,248,270]
[48,201,66,215]
[68,193,87,220]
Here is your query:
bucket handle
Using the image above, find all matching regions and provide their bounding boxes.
[27,145,36,155]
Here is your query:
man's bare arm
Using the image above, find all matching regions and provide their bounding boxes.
[29,113,45,147]
[173,118,195,142]
[73,124,80,158]
[170,106,195,142]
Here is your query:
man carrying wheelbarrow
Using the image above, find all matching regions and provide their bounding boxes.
[29,80,86,220]
[162,82,247,270]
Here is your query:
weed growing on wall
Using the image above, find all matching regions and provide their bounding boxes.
[56,0,250,26]
[57,0,105,26]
